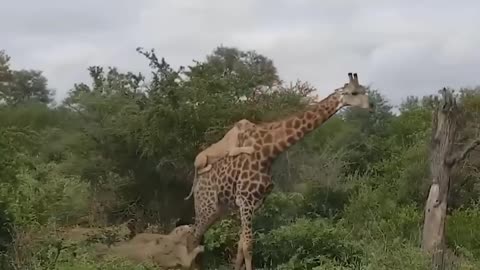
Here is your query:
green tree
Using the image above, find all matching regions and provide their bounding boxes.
[0,50,54,105]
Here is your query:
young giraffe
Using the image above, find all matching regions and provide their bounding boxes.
[189,73,374,270]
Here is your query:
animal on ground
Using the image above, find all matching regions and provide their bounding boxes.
[129,224,193,244]
[95,224,203,270]
[188,73,374,270]
[184,118,257,200]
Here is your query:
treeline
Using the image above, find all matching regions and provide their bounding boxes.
[0,46,479,269]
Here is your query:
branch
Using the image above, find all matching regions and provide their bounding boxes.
[447,138,480,166]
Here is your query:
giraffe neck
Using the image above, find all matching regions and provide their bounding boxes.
[255,92,343,161]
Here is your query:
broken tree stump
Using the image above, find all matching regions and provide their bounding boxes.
[422,88,480,270]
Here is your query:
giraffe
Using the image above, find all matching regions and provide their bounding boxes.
[189,73,374,270]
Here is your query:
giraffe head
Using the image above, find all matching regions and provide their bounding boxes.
[336,73,374,112]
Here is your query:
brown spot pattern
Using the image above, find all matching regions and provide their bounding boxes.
[263,133,273,143]
[286,136,296,145]
[293,120,301,129]
[261,145,271,157]
[248,183,258,192]
[242,160,250,170]
[285,119,293,128]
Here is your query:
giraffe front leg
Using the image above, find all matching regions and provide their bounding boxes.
[234,200,255,270]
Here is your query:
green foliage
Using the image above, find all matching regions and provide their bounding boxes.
[359,240,429,270]
[256,218,363,269]
[447,205,480,259]
[203,218,240,266]
[0,201,13,254]
[342,183,423,242]
[371,139,430,205]
[301,183,351,219]
[0,58,55,105]
[254,192,306,231]
[0,163,89,228]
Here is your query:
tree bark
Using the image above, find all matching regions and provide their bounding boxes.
[422,88,459,270]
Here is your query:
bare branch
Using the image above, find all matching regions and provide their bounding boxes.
[447,138,480,166]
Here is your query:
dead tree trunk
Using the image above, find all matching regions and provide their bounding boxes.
[422,88,480,270]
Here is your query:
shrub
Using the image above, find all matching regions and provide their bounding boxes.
[203,217,240,266]
[447,205,480,259]
[360,240,429,270]
[255,218,363,269]
[301,181,351,219]
[342,184,423,242]
[0,163,90,228]
[254,192,306,231]
[203,192,310,266]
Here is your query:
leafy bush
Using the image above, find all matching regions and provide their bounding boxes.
[203,217,240,266]
[447,205,480,259]
[301,182,351,219]
[360,240,429,270]
[254,192,306,231]
[0,163,90,228]
[203,192,307,266]
[256,218,363,269]
[342,183,423,242]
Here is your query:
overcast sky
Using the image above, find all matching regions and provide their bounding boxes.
[2,0,480,108]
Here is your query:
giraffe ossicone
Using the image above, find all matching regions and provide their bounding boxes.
[188,72,374,270]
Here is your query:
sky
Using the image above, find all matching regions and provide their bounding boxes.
[2,0,480,109]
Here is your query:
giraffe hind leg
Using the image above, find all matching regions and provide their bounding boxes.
[234,230,245,269]
[190,188,226,269]
[192,204,223,246]
[234,199,255,270]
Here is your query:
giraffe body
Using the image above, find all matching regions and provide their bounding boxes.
[185,119,256,200]
[190,73,373,270]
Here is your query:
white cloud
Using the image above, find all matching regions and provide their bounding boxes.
[2,0,480,107]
